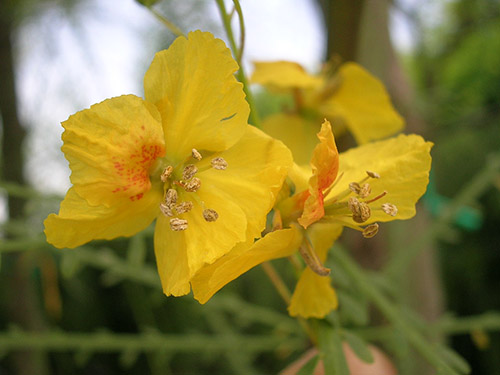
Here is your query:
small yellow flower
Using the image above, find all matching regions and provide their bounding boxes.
[44,31,293,298]
[191,120,432,318]
[251,61,404,164]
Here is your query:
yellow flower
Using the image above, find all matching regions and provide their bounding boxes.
[251,61,404,164]
[191,120,432,318]
[44,31,293,298]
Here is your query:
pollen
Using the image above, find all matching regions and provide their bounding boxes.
[160,202,173,217]
[165,189,178,206]
[182,164,198,180]
[366,170,380,179]
[211,157,228,170]
[349,182,361,194]
[359,183,371,198]
[175,201,193,214]
[192,148,202,160]
[381,203,398,217]
[184,177,201,192]
[170,218,188,231]
[348,197,371,223]
[203,208,219,222]
[362,223,379,238]
[160,166,174,182]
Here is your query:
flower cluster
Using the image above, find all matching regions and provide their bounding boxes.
[45,30,432,318]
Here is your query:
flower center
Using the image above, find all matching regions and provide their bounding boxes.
[154,148,227,231]
[322,170,398,238]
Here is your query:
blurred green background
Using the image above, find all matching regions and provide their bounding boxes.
[1,0,500,374]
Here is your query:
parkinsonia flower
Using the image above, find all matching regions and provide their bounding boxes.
[191,120,432,318]
[251,61,404,164]
[44,31,292,297]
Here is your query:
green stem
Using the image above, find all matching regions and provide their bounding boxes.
[385,153,500,278]
[0,330,303,353]
[215,0,261,128]
[261,261,291,305]
[147,6,184,37]
[332,246,460,374]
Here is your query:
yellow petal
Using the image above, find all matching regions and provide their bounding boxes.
[153,125,293,296]
[61,95,165,207]
[251,61,323,90]
[191,226,303,304]
[44,187,161,249]
[328,134,433,224]
[197,125,293,238]
[261,113,321,165]
[288,223,343,318]
[154,191,248,297]
[298,120,339,229]
[321,63,404,144]
[144,31,248,161]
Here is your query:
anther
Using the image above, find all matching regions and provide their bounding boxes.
[182,164,198,180]
[160,202,173,217]
[161,166,174,182]
[211,157,228,170]
[362,223,379,238]
[381,203,398,217]
[192,148,202,160]
[165,189,178,206]
[170,218,188,231]
[348,197,371,223]
[359,183,371,199]
[175,201,193,214]
[349,182,361,194]
[184,177,201,192]
[366,170,380,179]
[203,208,219,222]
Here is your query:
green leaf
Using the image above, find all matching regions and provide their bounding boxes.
[297,354,321,375]
[342,330,374,364]
[337,290,369,326]
[317,320,350,375]
[436,345,471,374]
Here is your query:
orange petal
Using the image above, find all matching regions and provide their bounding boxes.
[298,120,339,228]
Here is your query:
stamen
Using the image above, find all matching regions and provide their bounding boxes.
[182,164,198,180]
[359,183,371,198]
[362,223,379,238]
[170,218,188,231]
[175,201,193,214]
[366,170,380,179]
[161,166,174,182]
[298,240,330,276]
[165,189,178,206]
[203,208,219,222]
[364,190,387,204]
[349,182,361,194]
[160,202,173,217]
[348,197,371,223]
[211,157,228,170]
[192,148,202,160]
[381,203,398,217]
[184,177,201,192]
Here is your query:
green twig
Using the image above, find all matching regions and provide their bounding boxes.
[215,0,261,128]
[0,330,303,353]
[147,6,184,37]
[332,246,460,374]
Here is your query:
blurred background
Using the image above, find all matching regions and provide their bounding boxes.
[1,0,500,374]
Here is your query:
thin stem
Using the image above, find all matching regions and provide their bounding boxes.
[232,0,246,63]
[261,261,291,305]
[147,7,184,37]
[332,245,460,374]
[215,0,261,128]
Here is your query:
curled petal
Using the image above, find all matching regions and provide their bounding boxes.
[251,61,323,90]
